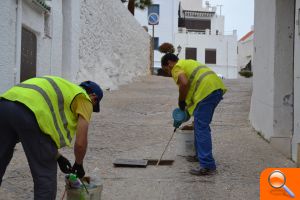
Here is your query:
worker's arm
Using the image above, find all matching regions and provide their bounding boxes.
[74,115,89,164]
[177,73,189,101]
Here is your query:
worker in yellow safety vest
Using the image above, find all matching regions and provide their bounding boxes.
[0,76,103,199]
[161,53,227,176]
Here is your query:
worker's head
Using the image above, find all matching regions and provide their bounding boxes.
[161,53,179,76]
[79,81,103,112]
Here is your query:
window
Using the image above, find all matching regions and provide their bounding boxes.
[185,48,197,60]
[153,37,159,50]
[205,49,216,64]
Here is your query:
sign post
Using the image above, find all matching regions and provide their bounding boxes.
[148,13,159,74]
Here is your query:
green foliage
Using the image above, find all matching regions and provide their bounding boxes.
[126,0,153,15]
[158,43,175,54]
[135,0,153,9]
[239,70,253,78]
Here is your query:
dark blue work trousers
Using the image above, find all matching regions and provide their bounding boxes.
[193,89,223,170]
[0,100,58,200]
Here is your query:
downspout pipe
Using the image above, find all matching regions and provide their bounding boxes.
[15,0,22,85]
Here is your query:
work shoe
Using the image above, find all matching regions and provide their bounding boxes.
[189,167,216,176]
[186,155,198,162]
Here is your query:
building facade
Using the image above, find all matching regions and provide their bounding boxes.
[135,0,238,79]
[0,0,150,93]
[237,28,254,70]
[135,0,179,69]
[250,0,300,162]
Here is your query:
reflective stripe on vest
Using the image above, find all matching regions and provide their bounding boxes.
[41,77,72,142]
[16,77,70,147]
[187,70,216,109]
[188,65,207,83]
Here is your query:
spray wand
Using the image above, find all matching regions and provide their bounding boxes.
[156,128,177,166]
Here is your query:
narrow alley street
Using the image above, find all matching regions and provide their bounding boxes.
[0,76,295,200]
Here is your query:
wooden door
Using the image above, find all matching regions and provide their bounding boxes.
[20,27,37,82]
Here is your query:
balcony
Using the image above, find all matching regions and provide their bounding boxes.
[24,0,51,13]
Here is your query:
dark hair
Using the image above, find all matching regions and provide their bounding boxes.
[161,53,179,67]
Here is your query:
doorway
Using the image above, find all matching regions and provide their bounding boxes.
[20,27,37,82]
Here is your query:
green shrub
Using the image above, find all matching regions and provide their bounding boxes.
[239,70,253,78]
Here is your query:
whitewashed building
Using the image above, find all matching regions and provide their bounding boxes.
[135,0,238,79]
[250,0,300,162]
[237,28,254,70]
[0,0,150,93]
[135,0,179,69]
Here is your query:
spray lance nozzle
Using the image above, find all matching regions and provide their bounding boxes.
[172,108,190,128]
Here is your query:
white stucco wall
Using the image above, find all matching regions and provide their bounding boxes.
[250,0,294,158]
[237,34,253,69]
[135,0,179,68]
[0,0,64,93]
[211,15,224,34]
[250,0,276,140]
[0,1,17,93]
[175,32,238,78]
[22,1,63,77]
[1,0,150,93]
[78,0,150,90]
[62,0,80,82]
[181,0,203,11]
[292,0,300,161]
[272,0,294,139]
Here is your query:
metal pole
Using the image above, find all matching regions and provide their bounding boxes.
[156,128,177,166]
[152,24,154,39]
[152,25,155,74]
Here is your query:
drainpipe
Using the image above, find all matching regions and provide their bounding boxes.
[171,0,174,44]
[15,0,22,85]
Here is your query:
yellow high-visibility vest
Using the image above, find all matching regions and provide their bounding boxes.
[0,76,91,148]
[172,59,227,116]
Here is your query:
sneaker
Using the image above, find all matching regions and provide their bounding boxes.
[186,155,198,162]
[189,168,216,176]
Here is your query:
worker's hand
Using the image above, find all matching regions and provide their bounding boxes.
[72,162,85,178]
[178,100,186,111]
[57,155,72,174]
[173,120,182,128]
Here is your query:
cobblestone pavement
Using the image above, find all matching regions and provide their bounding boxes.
[0,76,295,200]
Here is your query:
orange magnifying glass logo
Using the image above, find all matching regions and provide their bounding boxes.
[268,170,295,198]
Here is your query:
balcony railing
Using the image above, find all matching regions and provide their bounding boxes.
[178,28,236,36]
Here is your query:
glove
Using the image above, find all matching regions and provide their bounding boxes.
[57,155,72,174]
[173,120,182,128]
[72,162,85,178]
[178,100,186,111]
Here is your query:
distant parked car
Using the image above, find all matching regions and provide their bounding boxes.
[217,73,225,79]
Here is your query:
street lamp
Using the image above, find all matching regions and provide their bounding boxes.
[177,45,182,56]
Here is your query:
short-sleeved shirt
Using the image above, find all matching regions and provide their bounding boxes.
[71,93,93,122]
